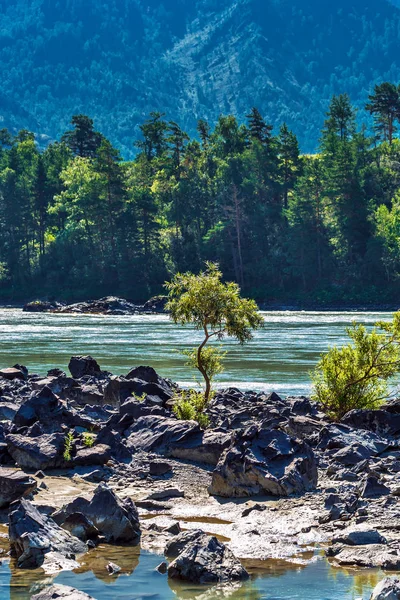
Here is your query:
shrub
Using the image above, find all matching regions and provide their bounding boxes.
[311,312,400,420]
[173,390,210,429]
[82,432,96,447]
[63,431,74,461]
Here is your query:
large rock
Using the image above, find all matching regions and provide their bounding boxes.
[167,531,249,584]
[332,529,387,546]
[169,428,233,465]
[127,415,201,455]
[74,444,111,467]
[341,409,400,438]
[13,386,63,428]
[9,498,87,568]
[209,427,318,497]
[0,367,26,381]
[31,584,95,600]
[68,356,101,379]
[53,483,140,544]
[6,432,66,470]
[329,545,400,569]
[370,577,400,600]
[0,468,37,508]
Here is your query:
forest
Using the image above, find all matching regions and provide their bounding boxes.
[2,84,400,305]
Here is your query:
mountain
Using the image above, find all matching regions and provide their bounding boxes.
[1,0,400,156]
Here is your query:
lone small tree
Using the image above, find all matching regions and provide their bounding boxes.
[165,262,263,402]
[311,312,400,420]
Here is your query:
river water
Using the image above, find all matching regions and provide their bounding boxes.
[0,309,394,396]
[0,309,396,599]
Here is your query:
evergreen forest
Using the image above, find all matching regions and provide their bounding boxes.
[3,87,400,305]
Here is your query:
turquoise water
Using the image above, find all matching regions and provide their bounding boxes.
[0,550,385,600]
[0,309,394,396]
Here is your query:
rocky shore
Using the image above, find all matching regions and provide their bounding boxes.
[0,357,400,598]
[22,296,167,315]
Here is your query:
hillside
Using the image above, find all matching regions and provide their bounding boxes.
[1,0,400,156]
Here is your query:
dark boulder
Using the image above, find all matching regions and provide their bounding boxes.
[361,476,391,498]
[332,529,387,546]
[0,367,26,381]
[61,513,99,542]
[74,444,111,467]
[9,498,87,568]
[167,531,249,584]
[53,483,141,544]
[68,356,102,379]
[13,386,62,428]
[0,468,37,508]
[209,427,318,498]
[6,432,66,470]
[165,529,205,558]
[126,415,201,455]
[341,409,400,438]
[169,428,233,465]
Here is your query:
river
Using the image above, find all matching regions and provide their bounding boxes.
[0,309,394,396]
[0,308,396,599]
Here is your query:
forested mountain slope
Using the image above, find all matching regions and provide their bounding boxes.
[1,0,400,156]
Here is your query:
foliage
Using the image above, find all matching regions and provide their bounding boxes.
[5,89,400,305]
[82,432,96,448]
[173,390,210,429]
[311,313,400,420]
[166,262,263,400]
[63,431,74,462]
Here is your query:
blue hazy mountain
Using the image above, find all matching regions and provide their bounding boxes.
[1,0,400,156]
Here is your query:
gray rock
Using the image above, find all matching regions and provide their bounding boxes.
[74,444,111,466]
[370,577,400,599]
[0,367,26,381]
[209,428,317,498]
[342,409,400,438]
[167,532,249,584]
[9,498,87,568]
[332,529,387,546]
[53,483,140,544]
[127,415,200,455]
[169,428,233,465]
[361,476,391,498]
[165,529,205,558]
[330,545,400,569]
[6,432,66,470]
[31,584,96,600]
[68,356,102,380]
[0,468,37,508]
[61,513,99,542]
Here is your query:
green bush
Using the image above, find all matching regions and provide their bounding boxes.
[311,312,400,420]
[82,432,96,447]
[63,431,74,462]
[173,390,210,429]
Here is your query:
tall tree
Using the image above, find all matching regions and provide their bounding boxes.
[366,83,400,145]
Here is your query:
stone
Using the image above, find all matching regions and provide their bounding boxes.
[156,561,168,574]
[9,498,87,569]
[329,545,400,569]
[148,488,184,500]
[68,356,101,379]
[209,428,318,498]
[165,529,205,558]
[149,460,173,476]
[61,513,99,542]
[169,428,233,466]
[370,577,400,599]
[53,483,141,544]
[74,444,111,466]
[332,529,387,546]
[31,584,95,600]
[361,476,391,498]
[6,432,66,470]
[127,415,201,455]
[106,561,121,574]
[13,386,62,428]
[0,367,26,381]
[0,468,37,508]
[342,409,400,438]
[167,532,249,584]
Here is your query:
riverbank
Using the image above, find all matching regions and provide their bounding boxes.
[0,357,399,598]
[1,296,399,315]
